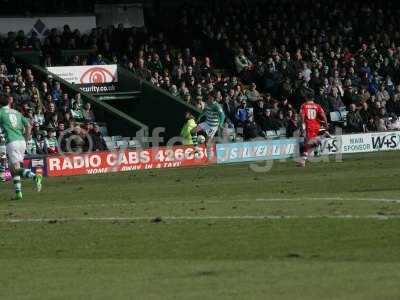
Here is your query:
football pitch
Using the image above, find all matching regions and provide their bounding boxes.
[1,151,400,299]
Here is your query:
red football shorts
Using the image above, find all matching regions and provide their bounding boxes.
[306,126,320,141]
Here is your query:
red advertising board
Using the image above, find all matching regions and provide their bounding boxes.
[46,145,215,177]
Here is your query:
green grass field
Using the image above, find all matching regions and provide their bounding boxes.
[1,152,400,299]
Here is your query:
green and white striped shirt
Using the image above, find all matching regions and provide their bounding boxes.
[200,102,225,128]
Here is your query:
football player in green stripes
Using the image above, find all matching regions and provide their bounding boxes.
[191,92,225,158]
[0,95,43,200]
[0,130,6,182]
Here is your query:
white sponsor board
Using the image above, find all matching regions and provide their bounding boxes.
[0,16,96,38]
[320,131,400,155]
[47,65,118,93]
[47,65,118,84]
[216,139,298,164]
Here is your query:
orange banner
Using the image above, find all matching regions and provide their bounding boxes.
[46,145,215,177]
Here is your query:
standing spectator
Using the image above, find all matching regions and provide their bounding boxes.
[285,110,298,137]
[69,126,86,153]
[222,94,237,125]
[90,124,108,151]
[359,102,371,130]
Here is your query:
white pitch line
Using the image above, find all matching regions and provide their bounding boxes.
[1,197,400,213]
[256,197,400,203]
[2,214,400,223]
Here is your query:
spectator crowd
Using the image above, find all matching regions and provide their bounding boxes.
[0,57,107,154]
[2,0,400,142]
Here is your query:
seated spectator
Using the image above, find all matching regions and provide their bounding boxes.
[31,91,43,113]
[279,97,294,116]
[72,93,83,108]
[148,54,163,73]
[51,81,62,105]
[243,115,261,141]
[260,109,280,132]
[346,104,364,133]
[200,57,214,77]
[235,100,250,125]
[45,113,59,129]
[25,107,34,125]
[92,54,106,65]
[13,85,30,105]
[234,48,253,82]
[376,117,387,132]
[367,117,378,132]
[2,85,12,96]
[169,85,180,98]
[62,111,74,128]
[35,132,47,154]
[275,111,287,130]
[70,102,84,122]
[253,100,265,125]
[44,102,57,122]
[329,87,345,112]
[26,136,37,155]
[61,93,71,108]
[82,102,96,122]
[45,128,58,154]
[56,122,65,138]
[193,96,205,110]
[40,81,49,95]
[245,83,261,105]
[32,122,41,139]
[376,85,390,103]
[135,58,152,80]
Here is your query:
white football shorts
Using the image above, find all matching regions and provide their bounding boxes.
[198,122,218,139]
[6,140,26,165]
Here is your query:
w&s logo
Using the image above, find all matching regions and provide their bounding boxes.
[371,133,400,150]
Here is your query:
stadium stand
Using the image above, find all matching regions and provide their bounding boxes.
[3,0,400,147]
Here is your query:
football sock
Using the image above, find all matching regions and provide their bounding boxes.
[0,164,4,181]
[13,176,21,193]
[17,169,36,180]
[192,133,198,147]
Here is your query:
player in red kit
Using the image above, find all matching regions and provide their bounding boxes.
[297,91,329,167]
